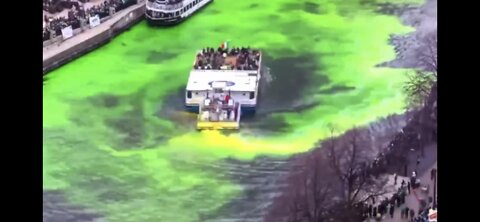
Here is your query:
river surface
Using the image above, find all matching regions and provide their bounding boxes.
[43,0,423,221]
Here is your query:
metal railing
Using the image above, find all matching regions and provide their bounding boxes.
[198,102,240,122]
[43,1,145,48]
[147,1,183,10]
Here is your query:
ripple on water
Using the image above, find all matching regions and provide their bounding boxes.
[43,190,103,222]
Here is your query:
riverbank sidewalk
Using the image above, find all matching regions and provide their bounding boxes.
[364,143,437,222]
[43,2,144,60]
[381,160,436,222]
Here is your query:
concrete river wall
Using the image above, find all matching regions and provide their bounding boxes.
[43,2,146,75]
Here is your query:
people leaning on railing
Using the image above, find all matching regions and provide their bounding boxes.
[147,0,182,3]
[43,0,138,43]
[44,0,83,14]
[193,47,261,71]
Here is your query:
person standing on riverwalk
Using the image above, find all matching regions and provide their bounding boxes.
[404,207,409,219]
[368,204,373,218]
[389,203,394,218]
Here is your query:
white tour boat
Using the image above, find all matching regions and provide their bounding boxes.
[145,0,213,26]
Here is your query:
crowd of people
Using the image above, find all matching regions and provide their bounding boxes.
[147,0,182,3]
[43,0,85,13]
[357,118,430,181]
[356,146,437,222]
[43,10,82,41]
[360,169,436,222]
[349,109,436,222]
[43,0,137,42]
[194,47,261,70]
[410,206,436,222]
[362,177,408,221]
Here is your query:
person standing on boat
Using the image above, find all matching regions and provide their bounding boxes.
[219,91,225,103]
[234,103,239,120]
[225,94,230,103]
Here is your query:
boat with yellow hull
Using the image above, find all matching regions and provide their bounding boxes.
[196,92,242,130]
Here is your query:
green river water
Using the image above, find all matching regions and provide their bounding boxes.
[43,0,423,221]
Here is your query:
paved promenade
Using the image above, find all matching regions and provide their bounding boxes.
[364,143,437,222]
[43,2,145,63]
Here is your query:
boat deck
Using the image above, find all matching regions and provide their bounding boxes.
[196,99,241,130]
[193,47,261,71]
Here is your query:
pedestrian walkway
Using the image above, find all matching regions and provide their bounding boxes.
[363,143,437,222]
[43,2,144,60]
[405,144,437,178]
[382,161,436,222]
[43,0,105,19]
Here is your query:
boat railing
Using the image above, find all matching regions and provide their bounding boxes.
[201,104,235,110]
[148,2,183,10]
[198,102,241,123]
[192,49,262,71]
[191,69,258,74]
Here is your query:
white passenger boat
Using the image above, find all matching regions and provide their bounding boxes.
[185,44,262,115]
[145,0,213,26]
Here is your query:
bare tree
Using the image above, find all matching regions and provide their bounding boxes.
[265,153,333,222]
[405,32,437,108]
[301,155,333,222]
[417,33,438,76]
[328,128,369,207]
[267,126,394,222]
[327,127,390,209]
[403,33,438,151]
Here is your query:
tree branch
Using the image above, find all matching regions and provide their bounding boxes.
[358,190,391,204]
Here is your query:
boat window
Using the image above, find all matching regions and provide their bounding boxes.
[175,11,179,16]
[195,92,199,95]
[249,92,255,99]
[187,91,192,98]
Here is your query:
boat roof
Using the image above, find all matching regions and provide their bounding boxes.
[186,70,258,91]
